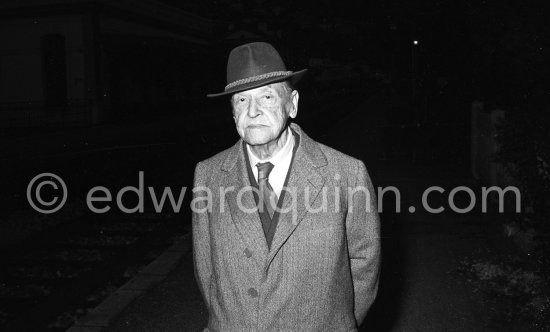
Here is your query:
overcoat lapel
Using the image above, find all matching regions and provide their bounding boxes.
[221,141,269,265]
[265,124,327,270]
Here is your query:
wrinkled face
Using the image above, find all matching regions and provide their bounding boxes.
[232,82,299,146]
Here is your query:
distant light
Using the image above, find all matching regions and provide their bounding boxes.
[413,40,419,45]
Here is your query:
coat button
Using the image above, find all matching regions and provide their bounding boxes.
[247,287,258,298]
[244,248,253,258]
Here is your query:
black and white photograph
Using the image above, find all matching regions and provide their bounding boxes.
[0,0,548,331]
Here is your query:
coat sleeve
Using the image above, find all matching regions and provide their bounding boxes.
[192,162,213,308]
[346,160,381,326]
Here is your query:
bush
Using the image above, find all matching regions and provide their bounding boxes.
[494,110,550,229]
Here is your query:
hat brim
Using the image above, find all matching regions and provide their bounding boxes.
[206,69,307,98]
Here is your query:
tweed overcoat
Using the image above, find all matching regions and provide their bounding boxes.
[192,123,380,331]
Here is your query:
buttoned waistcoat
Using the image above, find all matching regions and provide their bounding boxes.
[192,123,380,332]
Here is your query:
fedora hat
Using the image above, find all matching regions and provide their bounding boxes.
[207,42,307,97]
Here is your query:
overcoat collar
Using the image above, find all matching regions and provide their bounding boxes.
[220,123,327,270]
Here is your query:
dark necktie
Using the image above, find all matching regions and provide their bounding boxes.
[256,162,277,218]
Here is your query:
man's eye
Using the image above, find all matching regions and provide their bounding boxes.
[263,95,272,99]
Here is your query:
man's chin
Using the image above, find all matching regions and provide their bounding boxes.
[243,132,273,146]
[245,139,270,146]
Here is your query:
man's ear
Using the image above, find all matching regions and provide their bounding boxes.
[230,97,237,122]
[289,90,299,119]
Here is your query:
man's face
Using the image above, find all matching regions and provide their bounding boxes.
[232,82,298,146]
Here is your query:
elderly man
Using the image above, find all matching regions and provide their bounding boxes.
[192,42,380,331]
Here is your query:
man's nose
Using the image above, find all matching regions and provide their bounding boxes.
[247,101,261,117]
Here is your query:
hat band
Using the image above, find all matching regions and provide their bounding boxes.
[225,71,293,91]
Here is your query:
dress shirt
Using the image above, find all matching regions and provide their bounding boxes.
[246,128,295,198]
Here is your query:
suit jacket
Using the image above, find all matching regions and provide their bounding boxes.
[192,123,380,332]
